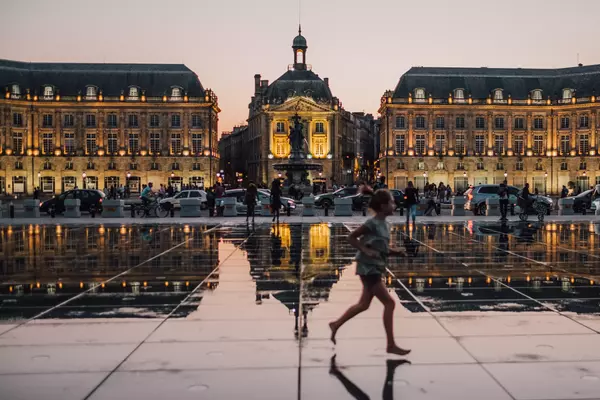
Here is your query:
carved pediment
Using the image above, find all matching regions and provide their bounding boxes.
[270,97,331,113]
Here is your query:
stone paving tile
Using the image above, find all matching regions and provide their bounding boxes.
[0,372,108,400]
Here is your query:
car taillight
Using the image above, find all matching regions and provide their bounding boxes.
[99,198,103,203]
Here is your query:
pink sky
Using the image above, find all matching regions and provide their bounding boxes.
[1,0,599,134]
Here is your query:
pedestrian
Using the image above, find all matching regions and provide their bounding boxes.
[424,184,437,216]
[328,186,410,356]
[245,181,258,223]
[404,181,419,225]
[560,185,568,198]
[438,182,446,204]
[445,184,452,202]
[498,180,509,221]
[33,187,40,200]
[206,187,216,217]
[270,179,282,223]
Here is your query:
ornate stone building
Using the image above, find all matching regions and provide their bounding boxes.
[379,65,600,194]
[0,59,219,195]
[245,28,375,187]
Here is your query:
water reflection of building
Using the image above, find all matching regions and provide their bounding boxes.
[388,223,600,313]
[0,225,220,319]
[243,223,353,337]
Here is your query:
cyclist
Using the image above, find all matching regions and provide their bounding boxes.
[141,182,154,209]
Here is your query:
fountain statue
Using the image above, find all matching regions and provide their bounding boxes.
[273,113,322,193]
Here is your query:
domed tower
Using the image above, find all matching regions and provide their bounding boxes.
[292,25,307,70]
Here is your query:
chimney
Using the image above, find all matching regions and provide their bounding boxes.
[261,80,269,88]
[254,74,261,94]
[324,77,329,87]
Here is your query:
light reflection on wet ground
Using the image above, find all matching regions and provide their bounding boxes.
[1,221,600,399]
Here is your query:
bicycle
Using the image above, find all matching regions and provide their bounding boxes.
[133,198,170,218]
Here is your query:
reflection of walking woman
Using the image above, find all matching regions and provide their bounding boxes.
[270,179,282,223]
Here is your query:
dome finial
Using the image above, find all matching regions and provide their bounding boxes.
[298,24,302,36]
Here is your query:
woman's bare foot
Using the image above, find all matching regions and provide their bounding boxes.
[329,322,338,345]
[386,345,411,356]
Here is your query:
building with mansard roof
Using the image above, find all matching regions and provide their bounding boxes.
[243,28,375,187]
[378,64,600,200]
[0,59,219,195]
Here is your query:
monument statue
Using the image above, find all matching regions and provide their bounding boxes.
[288,113,304,156]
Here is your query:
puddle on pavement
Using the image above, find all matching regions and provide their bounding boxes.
[1,221,600,326]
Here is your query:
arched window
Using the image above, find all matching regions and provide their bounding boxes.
[85,86,97,100]
[562,88,573,101]
[454,89,465,101]
[296,50,304,64]
[493,89,503,102]
[11,84,20,98]
[43,85,54,99]
[414,88,426,101]
[128,87,139,99]
[532,89,542,101]
[171,87,182,100]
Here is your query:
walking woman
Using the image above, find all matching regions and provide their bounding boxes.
[404,181,419,225]
[270,179,282,223]
[245,181,258,223]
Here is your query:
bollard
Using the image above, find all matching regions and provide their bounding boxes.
[170,207,175,218]
[131,205,135,218]
[324,203,329,216]
[9,202,14,219]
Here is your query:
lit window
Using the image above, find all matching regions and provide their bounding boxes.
[171,133,182,154]
[107,133,118,154]
[532,90,542,101]
[455,134,465,154]
[455,116,465,129]
[514,117,525,130]
[150,114,160,127]
[415,134,425,155]
[191,115,202,128]
[315,122,324,133]
[435,134,445,153]
[579,134,589,154]
[493,89,503,101]
[12,132,23,155]
[192,134,202,154]
[415,116,426,129]
[414,88,426,101]
[128,87,139,99]
[313,137,326,157]
[560,135,570,155]
[44,86,54,99]
[171,114,181,128]
[435,116,445,129]
[494,134,504,154]
[129,133,139,154]
[475,135,485,154]
[514,136,524,155]
[150,133,161,154]
[171,87,182,100]
[533,117,544,130]
[86,133,97,154]
[276,122,286,133]
[562,88,572,101]
[64,133,75,154]
[475,116,485,129]
[11,84,20,98]
[395,135,405,154]
[85,86,97,100]
[533,135,544,154]
[42,133,53,155]
[454,89,465,101]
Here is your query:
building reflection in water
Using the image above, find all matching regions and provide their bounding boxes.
[389,222,600,314]
[243,223,355,338]
[0,224,220,320]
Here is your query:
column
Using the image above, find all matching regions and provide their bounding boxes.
[428,111,434,152]
[183,111,189,149]
[32,110,39,150]
[76,112,84,153]
[161,112,169,153]
[140,112,148,150]
[119,112,127,152]
[553,114,559,153]
[447,112,453,153]
[507,112,513,154]
[526,113,532,150]
[407,112,414,149]
[97,111,104,148]
[592,111,597,151]
[487,112,493,153]
[466,112,473,155]
[546,114,553,153]
[55,110,62,150]
[571,112,577,153]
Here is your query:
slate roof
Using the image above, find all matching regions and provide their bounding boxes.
[265,69,332,103]
[0,59,205,97]
[393,64,600,99]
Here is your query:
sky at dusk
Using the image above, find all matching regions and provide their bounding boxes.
[1,0,599,134]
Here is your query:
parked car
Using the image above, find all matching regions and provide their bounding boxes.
[464,184,553,216]
[314,187,358,208]
[40,189,105,214]
[159,189,207,210]
[566,189,594,213]
[344,189,405,211]
[216,189,296,215]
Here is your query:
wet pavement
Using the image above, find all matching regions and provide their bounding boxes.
[1,221,600,399]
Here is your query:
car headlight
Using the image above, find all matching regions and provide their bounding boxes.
[315,196,321,201]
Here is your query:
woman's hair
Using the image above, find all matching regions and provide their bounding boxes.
[407,181,414,188]
[360,185,392,212]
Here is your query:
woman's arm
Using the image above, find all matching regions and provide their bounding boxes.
[347,224,377,257]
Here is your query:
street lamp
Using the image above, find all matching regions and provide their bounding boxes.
[544,171,548,195]
[82,172,87,189]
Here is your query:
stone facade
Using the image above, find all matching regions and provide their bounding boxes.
[241,28,375,187]
[379,65,600,194]
[0,60,219,195]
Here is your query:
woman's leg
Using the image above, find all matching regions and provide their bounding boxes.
[371,280,410,356]
[410,204,417,224]
[329,281,374,344]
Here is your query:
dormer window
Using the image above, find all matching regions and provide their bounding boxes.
[493,89,503,102]
[43,85,54,100]
[11,84,20,98]
[414,88,426,102]
[562,88,573,101]
[85,86,97,100]
[531,89,542,101]
[170,87,182,101]
[128,87,139,99]
[454,89,465,102]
